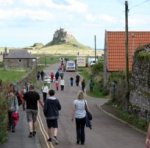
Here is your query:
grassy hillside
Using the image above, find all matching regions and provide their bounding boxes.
[30,44,103,56]
[0,47,4,52]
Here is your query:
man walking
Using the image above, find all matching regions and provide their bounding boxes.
[24,85,43,137]
[44,89,61,144]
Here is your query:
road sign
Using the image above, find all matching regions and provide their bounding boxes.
[77,56,86,67]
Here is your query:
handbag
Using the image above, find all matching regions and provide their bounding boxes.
[12,112,19,126]
[84,100,92,129]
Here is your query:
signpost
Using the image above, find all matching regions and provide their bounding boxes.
[76,56,86,67]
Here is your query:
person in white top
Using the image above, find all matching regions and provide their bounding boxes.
[42,83,49,102]
[60,77,65,91]
[72,91,88,145]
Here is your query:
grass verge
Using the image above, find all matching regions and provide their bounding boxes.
[102,101,148,132]
[0,69,27,82]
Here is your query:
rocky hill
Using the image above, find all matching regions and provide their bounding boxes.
[46,28,86,48]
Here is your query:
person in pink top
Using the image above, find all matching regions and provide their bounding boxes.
[50,72,54,82]
[55,80,59,91]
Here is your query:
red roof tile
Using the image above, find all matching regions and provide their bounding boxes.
[105,31,150,72]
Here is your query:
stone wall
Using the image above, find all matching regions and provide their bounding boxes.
[4,59,36,69]
[130,45,150,112]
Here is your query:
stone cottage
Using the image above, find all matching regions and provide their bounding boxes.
[3,49,37,69]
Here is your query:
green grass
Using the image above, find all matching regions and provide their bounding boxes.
[0,69,26,82]
[36,54,77,65]
[78,67,91,80]
[30,44,103,57]
[37,55,59,65]
[78,67,108,98]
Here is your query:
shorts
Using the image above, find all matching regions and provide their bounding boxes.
[26,110,38,122]
[46,119,58,128]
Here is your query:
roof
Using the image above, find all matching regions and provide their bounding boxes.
[4,49,36,59]
[105,31,150,72]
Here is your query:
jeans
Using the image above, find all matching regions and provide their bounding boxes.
[8,111,15,131]
[75,117,86,144]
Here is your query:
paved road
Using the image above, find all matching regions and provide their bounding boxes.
[38,64,145,148]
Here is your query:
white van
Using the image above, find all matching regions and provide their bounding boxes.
[88,57,98,66]
[65,60,76,72]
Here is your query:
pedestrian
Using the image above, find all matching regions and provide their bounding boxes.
[24,85,43,138]
[37,71,40,80]
[44,89,61,144]
[55,80,59,91]
[17,88,25,110]
[21,85,26,110]
[75,74,80,86]
[60,77,65,91]
[145,123,150,148]
[41,70,45,81]
[59,69,64,79]
[55,70,59,81]
[42,83,49,102]
[81,79,85,92]
[89,79,94,92]
[70,77,74,86]
[7,83,19,132]
[50,72,54,82]
[72,91,88,145]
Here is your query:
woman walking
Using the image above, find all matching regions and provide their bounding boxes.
[72,91,88,145]
[7,84,19,132]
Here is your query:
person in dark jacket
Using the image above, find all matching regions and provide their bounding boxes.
[81,79,85,92]
[44,89,61,144]
[75,74,80,86]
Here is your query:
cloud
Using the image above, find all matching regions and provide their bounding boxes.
[0,0,91,23]
[0,0,14,5]
[22,0,90,17]
[129,14,150,27]
[98,14,118,24]
[0,8,54,21]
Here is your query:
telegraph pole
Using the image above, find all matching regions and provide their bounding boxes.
[94,35,97,63]
[125,1,130,105]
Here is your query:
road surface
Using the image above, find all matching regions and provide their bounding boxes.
[37,64,145,148]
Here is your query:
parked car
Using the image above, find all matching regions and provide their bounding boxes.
[90,61,96,66]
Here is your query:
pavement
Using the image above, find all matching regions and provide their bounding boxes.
[0,107,42,148]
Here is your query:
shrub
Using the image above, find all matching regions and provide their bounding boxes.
[91,60,104,74]
[0,85,8,144]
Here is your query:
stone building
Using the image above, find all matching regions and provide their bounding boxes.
[3,49,37,69]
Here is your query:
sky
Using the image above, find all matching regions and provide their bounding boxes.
[0,0,150,49]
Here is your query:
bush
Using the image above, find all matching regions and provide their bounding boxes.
[110,102,148,131]
[0,87,8,144]
[91,60,104,74]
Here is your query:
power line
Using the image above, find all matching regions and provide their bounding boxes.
[130,0,150,10]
